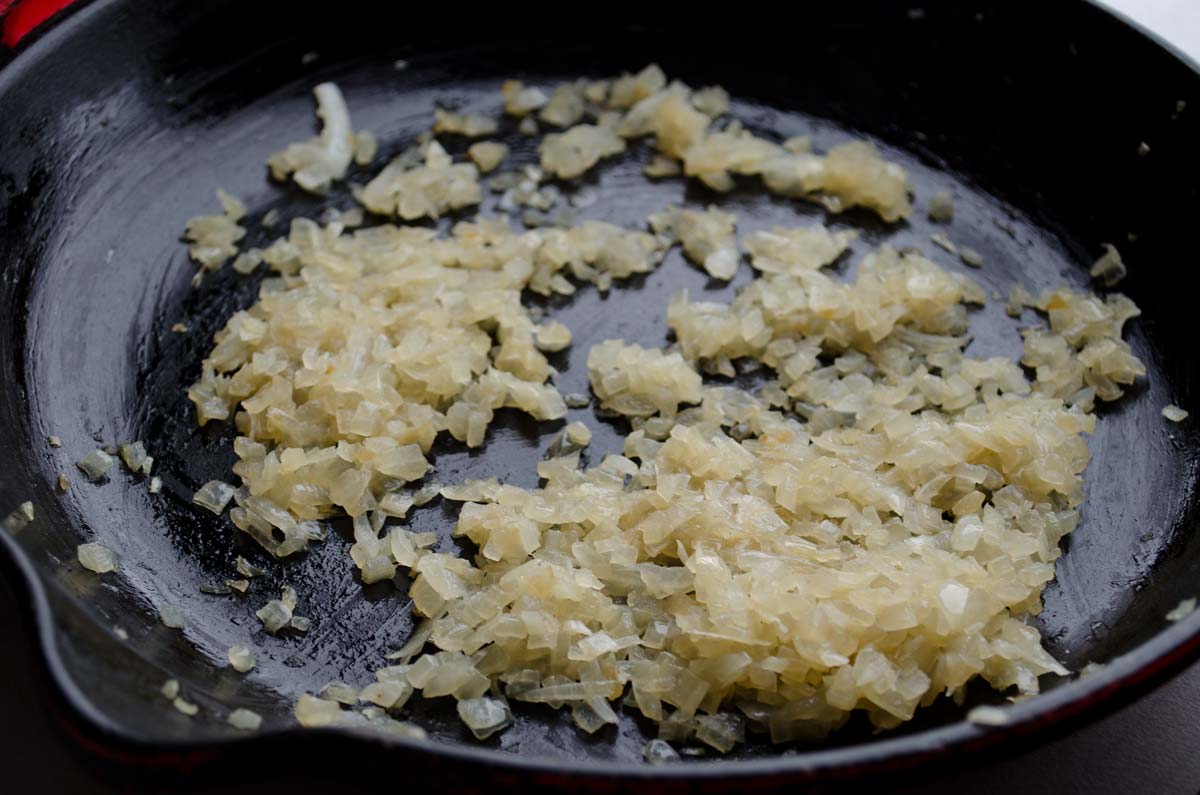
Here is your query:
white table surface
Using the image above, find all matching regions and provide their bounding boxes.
[1100,0,1200,61]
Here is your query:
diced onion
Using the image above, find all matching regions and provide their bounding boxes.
[227,708,263,731]
[228,645,256,673]
[77,449,116,481]
[77,542,118,573]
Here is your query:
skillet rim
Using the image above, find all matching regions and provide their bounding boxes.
[2,0,1199,782]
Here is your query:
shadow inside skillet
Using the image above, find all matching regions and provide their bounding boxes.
[1,0,1199,772]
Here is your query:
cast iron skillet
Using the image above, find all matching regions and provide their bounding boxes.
[1,0,1199,790]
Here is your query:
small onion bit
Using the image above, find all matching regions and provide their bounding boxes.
[966,705,1010,727]
[228,645,257,673]
[227,708,263,731]
[78,542,118,574]
[4,501,35,535]
[456,697,512,740]
[77,449,116,482]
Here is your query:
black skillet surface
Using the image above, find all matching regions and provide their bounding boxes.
[1,0,1199,789]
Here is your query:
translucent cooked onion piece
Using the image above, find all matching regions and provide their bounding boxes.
[3,501,34,534]
[761,140,913,222]
[1089,243,1127,287]
[267,82,355,194]
[1167,598,1196,622]
[256,597,293,635]
[77,449,116,481]
[966,705,1010,726]
[456,697,512,739]
[695,713,744,752]
[184,189,247,271]
[539,125,626,180]
[927,190,954,222]
[960,246,984,268]
[588,340,703,418]
[434,108,499,138]
[119,441,151,474]
[649,205,740,281]
[440,478,503,503]
[227,708,263,731]
[743,225,857,275]
[232,249,263,275]
[159,604,186,629]
[563,392,590,409]
[361,680,413,710]
[571,697,618,733]
[692,86,730,118]
[1022,286,1145,403]
[467,141,509,173]
[236,556,266,578]
[539,82,586,128]
[619,87,710,159]
[608,64,667,109]
[294,694,342,727]
[644,738,681,764]
[353,130,378,166]
[534,320,572,352]
[931,231,957,255]
[1163,404,1189,422]
[565,421,591,448]
[228,645,256,673]
[173,697,199,716]
[78,542,117,573]
[193,480,236,514]
[501,80,547,116]
[644,155,681,178]
[358,141,481,220]
[320,681,359,705]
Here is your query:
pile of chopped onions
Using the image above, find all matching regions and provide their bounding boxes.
[187,215,666,556]
[358,140,483,221]
[180,64,1153,752]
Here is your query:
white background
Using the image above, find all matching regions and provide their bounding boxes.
[1101,0,1200,60]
